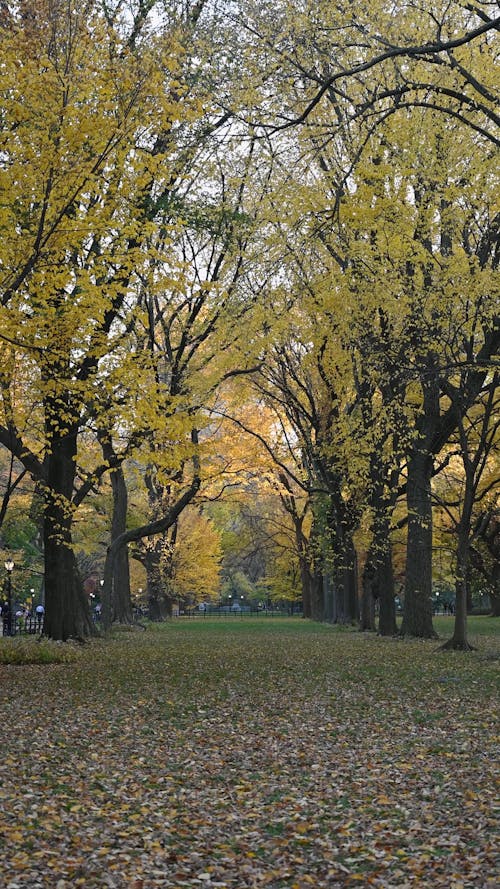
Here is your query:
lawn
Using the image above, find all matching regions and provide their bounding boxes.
[0,617,498,888]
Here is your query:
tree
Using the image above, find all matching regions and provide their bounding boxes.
[293,107,500,638]
[169,509,222,605]
[0,0,210,638]
[472,508,500,615]
[233,0,499,145]
[435,375,499,648]
[222,0,499,637]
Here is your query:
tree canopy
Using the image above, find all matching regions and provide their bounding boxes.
[0,0,498,644]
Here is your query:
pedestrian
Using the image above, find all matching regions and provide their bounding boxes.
[1,599,9,635]
[35,603,45,630]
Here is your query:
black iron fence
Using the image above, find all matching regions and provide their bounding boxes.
[2,615,44,636]
[177,606,302,618]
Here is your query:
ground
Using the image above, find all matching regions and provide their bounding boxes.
[0,616,498,888]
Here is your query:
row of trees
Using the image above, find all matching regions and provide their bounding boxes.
[0,0,498,646]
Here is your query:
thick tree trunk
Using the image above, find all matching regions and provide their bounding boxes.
[43,427,93,641]
[360,558,376,631]
[401,451,437,638]
[293,515,311,618]
[324,572,334,622]
[330,565,358,624]
[343,539,359,624]
[491,543,499,613]
[362,541,397,635]
[466,566,473,614]
[307,515,324,620]
[300,558,312,618]
[110,466,133,624]
[377,543,397,636]
[327,501,359,625]
[441,462,476,650]
[310,569,325,621]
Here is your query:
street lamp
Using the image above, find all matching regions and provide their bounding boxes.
[4,559,14,636]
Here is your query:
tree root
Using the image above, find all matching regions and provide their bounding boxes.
[438,638,477,651]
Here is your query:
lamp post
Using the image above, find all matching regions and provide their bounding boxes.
[4,559,14,636]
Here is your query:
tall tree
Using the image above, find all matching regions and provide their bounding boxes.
[0,0,210,638]
[435,375,499,648]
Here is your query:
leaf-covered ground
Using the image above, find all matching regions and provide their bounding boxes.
[0,617,498,888]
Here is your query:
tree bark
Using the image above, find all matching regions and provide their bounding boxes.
[362,535,397,635]
[293,514,312,618]
[377,541,397,636]
[327,496,359,624]
[440,527,476,650]
[43,424,93,641]
[310,569,325,621]
[343,537,359,624]
[491,593,500,617]
[401,450,437,638]
[299,557,312,618]
[110,465,133,624]
[360,557,376,631]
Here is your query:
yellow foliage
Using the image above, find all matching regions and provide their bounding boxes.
[169,510,222,601]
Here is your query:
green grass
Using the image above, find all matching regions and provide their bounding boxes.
[433,612,500,638]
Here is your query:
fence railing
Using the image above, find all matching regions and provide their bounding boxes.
[177,607,302,618]
[2,615,44,636]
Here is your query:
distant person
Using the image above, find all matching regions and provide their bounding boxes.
[1,600,9,635]
[35,603,45,629]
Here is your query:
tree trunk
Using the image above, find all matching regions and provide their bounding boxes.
[310,569,325,621]
[293,514,312,618]
[43,426,93,641]
[344,539,359,624]
[307,514,325,620]
[362,537,397,635]
[490,593,500,617]
[440,528,475,650]
[324,572,334,622]
[377,542,397,636]
[300,558,312,618]
[401,450,437,638]
[466,565,473,614]
[360,557,376,631]
[441,448,477,650]
[327,500,359,625]
[491,538,499,613]
[110,465,133,624]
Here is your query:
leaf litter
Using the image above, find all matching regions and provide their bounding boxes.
[0,621,498,888]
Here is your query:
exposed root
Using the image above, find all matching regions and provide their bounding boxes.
[438,638,477,651]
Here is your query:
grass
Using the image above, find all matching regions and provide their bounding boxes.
[433,612,500,638]
[0,635,82,664]
[0,616,498,888]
